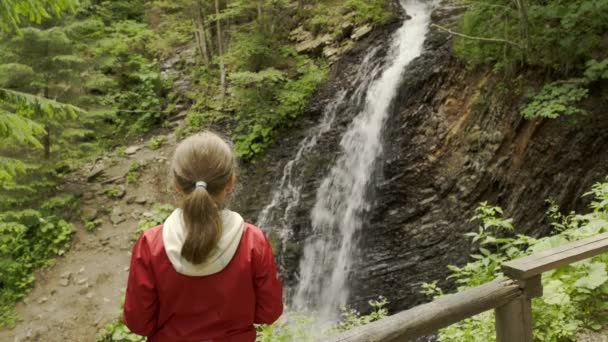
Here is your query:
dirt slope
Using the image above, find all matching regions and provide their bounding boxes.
[0,133,177,342]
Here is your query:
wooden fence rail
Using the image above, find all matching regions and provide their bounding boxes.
[325,232,608,342]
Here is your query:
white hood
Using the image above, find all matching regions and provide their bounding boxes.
[162,208,244,276]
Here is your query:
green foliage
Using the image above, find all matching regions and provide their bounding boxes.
[134,203,174,239]
[0,209,73,327]
[84,219,102,232]
[41,194,80,216]
[102,186,124,199]
[425,177,608,341]
[346,0,391,25]
[521,58,608,120]
[97,318,145,342]
[521,81,589,119]
[127,161,142,184]
[0,0,76,32]
[455,1,608,121]
[231,52,327,159]
[332,297,389,333]
[147,136,166,150]
[584,59,608,82]
[455,0,608,73]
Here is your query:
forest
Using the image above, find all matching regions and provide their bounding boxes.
[0,0,607,341]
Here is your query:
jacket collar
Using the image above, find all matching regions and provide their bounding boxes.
[162,208,244,276]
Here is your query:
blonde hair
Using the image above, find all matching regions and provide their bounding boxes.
[171,131,236,265]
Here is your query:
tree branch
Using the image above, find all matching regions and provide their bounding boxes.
[431,24,522,49]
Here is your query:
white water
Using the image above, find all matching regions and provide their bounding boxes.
[256,46,384,268]
[292,0,432,320]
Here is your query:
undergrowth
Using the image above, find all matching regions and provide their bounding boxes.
[0,209,73,326]
[423,177,608,341]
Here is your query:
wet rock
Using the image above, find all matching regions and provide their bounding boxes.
[59,278,70,287]
[37,297,48,304]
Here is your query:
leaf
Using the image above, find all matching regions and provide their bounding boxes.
[574,262,608,290]
[543,280,570,305]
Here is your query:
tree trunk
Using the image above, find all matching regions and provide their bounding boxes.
[214,0,226,93]
[44,126,51,159]
[43,86,51,159]
[515,0,529,58]
[193,0,209,65]
[258,0,263,20]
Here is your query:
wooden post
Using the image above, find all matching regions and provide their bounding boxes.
[495,275,541,342]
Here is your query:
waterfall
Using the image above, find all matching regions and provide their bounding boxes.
[256,46,385,269]
[292,0,432,320]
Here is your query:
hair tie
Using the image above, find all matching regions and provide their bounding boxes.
[195,181,207,189]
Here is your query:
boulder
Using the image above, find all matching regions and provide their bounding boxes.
[81,207,99,221]
[351,24,372,41]
[289,26,313,43]
[296,34,333,54]
[335,21,354,41]
[124,145,141,155]
[86,165,105,182]
[110,207,126,225]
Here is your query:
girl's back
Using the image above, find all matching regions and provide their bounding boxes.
[122,132,283,341]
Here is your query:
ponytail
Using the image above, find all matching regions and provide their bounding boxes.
[170,131,237,265]
[181,186,222,264]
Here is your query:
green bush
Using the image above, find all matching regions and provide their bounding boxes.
[231,52,327,160]
[0,210,73,327]
[521,59,608,120]
[147,136,166,150]
[127,161,142,184]
[424,178,608,341]
[346,0,391,25]
[454,0,608,74]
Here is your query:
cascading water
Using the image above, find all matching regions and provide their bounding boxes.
[292,0,432,320]
[256,46,385,270]
[256,0,432,322]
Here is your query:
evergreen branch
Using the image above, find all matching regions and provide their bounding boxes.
[431,24,522,49]
[0,87,85,119]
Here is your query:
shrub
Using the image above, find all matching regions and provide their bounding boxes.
[0,210,73,327]
[424,178,608,341]
[127,161,142,184]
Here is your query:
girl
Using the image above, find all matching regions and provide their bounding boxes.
[123,132,283,341]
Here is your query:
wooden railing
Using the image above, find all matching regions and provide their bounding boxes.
[326,232,608,342]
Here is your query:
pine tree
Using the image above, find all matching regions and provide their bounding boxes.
[0,0,82,180]
[2,27,84,159]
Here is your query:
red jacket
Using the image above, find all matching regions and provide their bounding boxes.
[123,214,283,341]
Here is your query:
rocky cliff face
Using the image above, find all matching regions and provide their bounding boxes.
[350,5,608,312]
[233,2,608,315]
